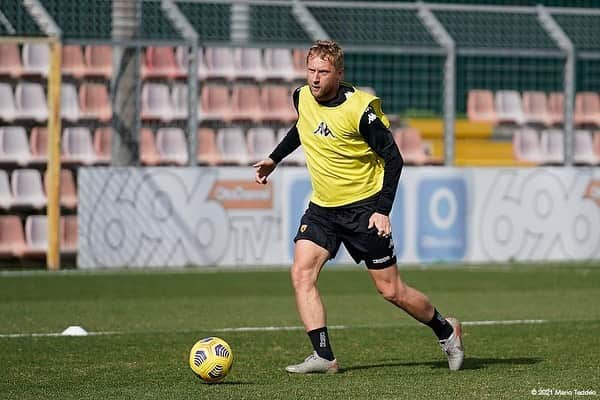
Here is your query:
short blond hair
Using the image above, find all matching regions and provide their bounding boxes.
[306,40,344,71]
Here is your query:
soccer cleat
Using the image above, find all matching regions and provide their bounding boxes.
[285,352,339,374]
[439,317,464,371]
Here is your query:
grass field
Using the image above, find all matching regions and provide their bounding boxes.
[1,263,599,399]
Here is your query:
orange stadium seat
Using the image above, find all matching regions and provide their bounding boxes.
[94,127,112,164]
[61,45,86,78]
[0,43,23,78]
[548,92,564,126]
[61,215,78,255]
[79,83,112,121]
[261,85,296,124]
[199,84,231,123]
[29,126,48,164]
[197,128,220,166]
[140,128,160,166]
[85,45,113,78]
[467,89,496,123]
[230,84,263,123]
[398,127,428,165]
[143,46,184,79]
[574,92,600,127]
[44,169,77,209]
[0,215,26,257]
[522,91,551,126]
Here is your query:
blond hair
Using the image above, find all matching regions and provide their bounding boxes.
[306,40,344,70]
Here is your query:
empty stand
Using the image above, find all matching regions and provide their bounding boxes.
[0,43,23,77]
[574,92,600,127]
[495,90,524,125]
[94,127,112,164]
[216,127,249,165]
[24,215,47,257]
[60,83,80,122]
[0,126,32,166]
[261,85,296,124]
[0,215,26,257]
[156,127,189,165]
[79,83,112,121]
[0,83,17,122]
[197,127,220,166]
[61,45,86,78]
[0,170,12,209]
[199,84,231,122]
[467,89,496,123]
[574,130,599,165]
[513,128,543,164]
[62,127,96,165]
[142,46,184,79]
[15,82,48,122]
[11,168,47,209]
[141,82,173,122]
[247,127,276,164]
[522,91,551,126]
[140,128,160,166]
[230,84,263,123]
[205,47,236,81]
[85,45,113,78]
[21,43,49,77]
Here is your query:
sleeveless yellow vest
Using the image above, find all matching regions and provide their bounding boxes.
[296,85,390,207]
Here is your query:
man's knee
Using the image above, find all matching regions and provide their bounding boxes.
[377,279,407,304]
[290,263,318,292]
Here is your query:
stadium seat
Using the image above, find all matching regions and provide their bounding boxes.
[0,126,32,166]
[94,127,112,164]
[392,128,404,152]
[15,82,48,122]
[21,43,50,77]
[277,127,305,165]
[171,83,189,120]
[176,47,207,80]
[29,126,48,164]
[140,128,160,166]
[85,45,113,78]
[156,127,189,165]
[60,83,80,122]
[235,48,266,81]
[0,43,23,77]
[142,46,184,79]
[574,92,600,127]
[44,169,77,209]
[594,131,600,159]
[495,90,524,125]
[62,127,96,165]
[513,128,543,164]
[261,85,296,124]
[0,83,17,122]
[574,130,599,165]
[292,48,307,78]
[247,127,276,164]
[61,215,78,255]
[204,47,236,81]
[522,91,551,126]
[141,83,173,122]
[216,127,249,165]
[230,84,263,123]
[540,129,564,165]
[264,48,301,81]
[548,92,564,126]
[466,89,496,123]
[11,168,47,209]
[24,215,48,257]
[0,170,13,209]
[61,45,86,78]
[398,127,428,165]
[199,84,231,122]
[0,215,26,257]
[197,128,220,166]
[79,83,112,121]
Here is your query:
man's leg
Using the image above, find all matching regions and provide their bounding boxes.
[286,239,338,374]
[368,264,464,371]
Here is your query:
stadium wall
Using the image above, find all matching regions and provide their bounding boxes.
[78,166,600,268]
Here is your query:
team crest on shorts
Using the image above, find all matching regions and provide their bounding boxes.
[300,224,308,233]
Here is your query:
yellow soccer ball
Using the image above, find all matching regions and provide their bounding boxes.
[189,337,234,383]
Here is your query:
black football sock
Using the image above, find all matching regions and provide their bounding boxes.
[425,308,454,341]
[307,327,335,361]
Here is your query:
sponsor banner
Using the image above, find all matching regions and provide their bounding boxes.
[78,167,600,268]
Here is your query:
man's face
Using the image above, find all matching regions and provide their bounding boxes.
[306,54,343,102]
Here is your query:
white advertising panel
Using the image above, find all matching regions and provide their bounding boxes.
[78,166,600,268]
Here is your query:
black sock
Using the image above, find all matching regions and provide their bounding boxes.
[307,327,335,361]
[425,308,454,341]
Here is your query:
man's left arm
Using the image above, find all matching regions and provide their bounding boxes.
[359,106,404,216]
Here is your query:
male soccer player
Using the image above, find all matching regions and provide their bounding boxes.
[254,40,464,373]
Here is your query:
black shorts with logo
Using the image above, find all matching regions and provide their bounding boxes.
[293,195,397,269]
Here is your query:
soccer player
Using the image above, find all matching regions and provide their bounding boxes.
[254,40,464,373]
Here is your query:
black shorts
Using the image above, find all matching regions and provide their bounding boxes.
[293,197,397,269]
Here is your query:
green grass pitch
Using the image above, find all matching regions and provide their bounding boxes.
[1,263,599,399]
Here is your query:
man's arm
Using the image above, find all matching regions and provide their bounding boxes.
[359,106,404,215]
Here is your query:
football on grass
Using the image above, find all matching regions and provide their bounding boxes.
[189,337,234,383]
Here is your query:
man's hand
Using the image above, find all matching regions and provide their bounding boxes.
[253,158,277,184]
[368,212,391,237]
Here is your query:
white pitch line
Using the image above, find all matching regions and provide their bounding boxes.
[0,319,549,339]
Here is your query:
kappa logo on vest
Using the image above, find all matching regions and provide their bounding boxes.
[313,121,335,138]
